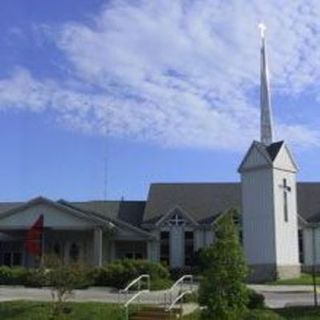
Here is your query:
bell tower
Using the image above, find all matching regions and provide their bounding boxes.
[238,25,300,282]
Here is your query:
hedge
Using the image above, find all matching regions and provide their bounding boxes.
[94,259,171,289]
[0,260,171,290]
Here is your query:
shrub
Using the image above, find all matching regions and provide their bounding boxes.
[247,289,265,309]
[150,277,173,290]
[24,268,48,287]
[170,267,199,281]
[0,266,27,285]
[94,259,170,289]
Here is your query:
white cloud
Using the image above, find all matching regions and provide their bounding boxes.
[1,0,320,150]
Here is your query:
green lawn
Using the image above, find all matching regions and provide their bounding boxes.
[183,307,320,320]
[1,301,320,320]
[269,273,320,286]
[0,301,125,320]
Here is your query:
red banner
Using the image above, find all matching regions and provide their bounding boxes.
[24,215,44,257]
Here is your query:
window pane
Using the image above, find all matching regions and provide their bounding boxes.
[160,231,169,240]
[13,252,22,266]
[135,253,143,259]
[184,231,194,266]
[3,252,11,266]
[125,253,133,259]
[69,243,80,261]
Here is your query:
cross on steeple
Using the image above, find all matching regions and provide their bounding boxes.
[280,179,291,222]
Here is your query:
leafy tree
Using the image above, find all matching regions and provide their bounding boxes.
[199,208,249,320]
[44,255,90,317]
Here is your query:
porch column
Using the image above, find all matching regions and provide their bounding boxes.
[93,228,103,267]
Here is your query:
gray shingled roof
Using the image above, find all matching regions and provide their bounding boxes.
[143,183,241,224]
[296,183,320,222]
[144,182,320,224]
[2,182,320,228]
[70,201,146,227]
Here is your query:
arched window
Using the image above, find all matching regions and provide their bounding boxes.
[69,243,80,261]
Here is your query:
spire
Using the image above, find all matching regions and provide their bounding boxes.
[259,23,273,145]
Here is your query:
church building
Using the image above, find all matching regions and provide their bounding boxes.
[0,28,319,282]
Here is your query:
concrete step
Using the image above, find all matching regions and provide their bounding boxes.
[130,306,181,320]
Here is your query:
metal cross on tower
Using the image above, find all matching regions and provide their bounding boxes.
[279,178,291,222]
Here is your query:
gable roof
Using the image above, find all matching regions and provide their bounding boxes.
[155,206,199,227]
[143,183,241,224]
[59,200,153,238]
[238,141,273,172]
[238,140,298,173]
[0,196,113,227]
[266,141,284,161]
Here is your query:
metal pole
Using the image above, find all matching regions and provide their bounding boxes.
[312,226,318,307]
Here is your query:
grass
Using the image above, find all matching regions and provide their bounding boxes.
[0,301,125,320]
[182,307,320,319]
[269,273,320,286]
[2,301,320,320]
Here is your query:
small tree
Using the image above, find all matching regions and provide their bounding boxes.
[199,208,249,320]
[44,255,89,316]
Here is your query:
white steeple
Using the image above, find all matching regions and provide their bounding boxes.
[259,23,273,145]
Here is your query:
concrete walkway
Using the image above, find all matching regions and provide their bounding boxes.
[0,285,192,304]
[0,284,319,309]
[250,285,319,308]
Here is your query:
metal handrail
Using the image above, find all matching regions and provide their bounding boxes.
[164,275,193,308]
[118,274,150,304]
[166,289,193,319]
[124,290,149,320]
[120,274,150,293]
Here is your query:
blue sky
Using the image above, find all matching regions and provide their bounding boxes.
[1,0,320,201]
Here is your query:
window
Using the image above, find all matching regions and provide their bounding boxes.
[239,230,243,246]
[12,252,22,266]
[69,243,80,261]
[298,229,304,263]
[125,253,133,259]
[53,242,62,257]
[3,252,11,266]
[124,252,143,260]
[160,231,170,265]
[184,231,194,266]
[164,212,189,227]
[2,252,22,267]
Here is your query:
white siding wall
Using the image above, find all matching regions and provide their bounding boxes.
[0,204,93,229]
[194,229,214,251]
[273,170,299,265]
[303,227,320,266]
[241,169,276,264]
